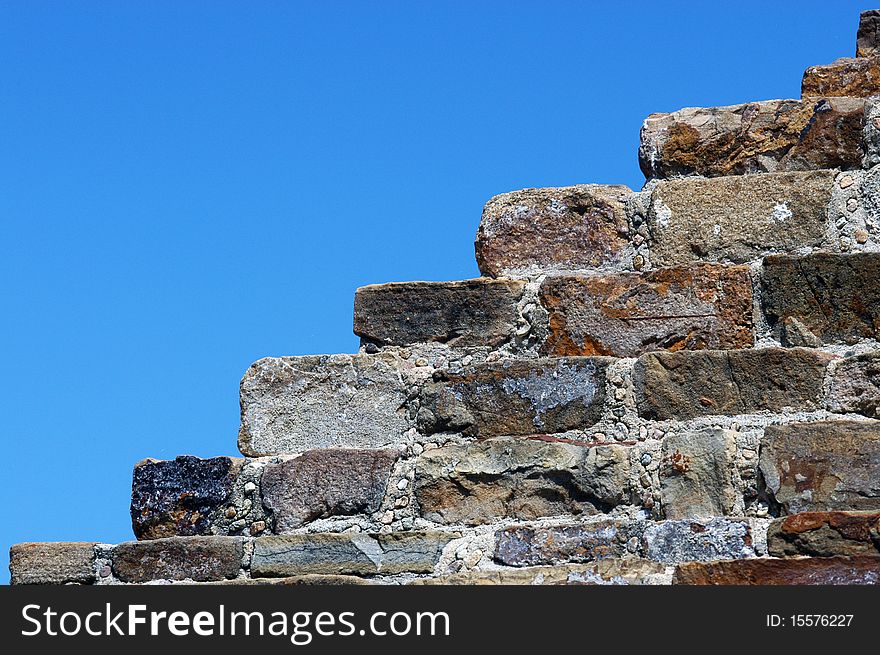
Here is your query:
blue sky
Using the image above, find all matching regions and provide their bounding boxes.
[0,0,868,579]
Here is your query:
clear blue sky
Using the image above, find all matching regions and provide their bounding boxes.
[0,0,868,580]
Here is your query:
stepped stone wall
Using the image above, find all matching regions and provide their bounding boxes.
[11,9,880,586]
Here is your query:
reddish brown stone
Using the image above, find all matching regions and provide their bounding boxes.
[538,264,753,358]
[112,537,244,583]
[673,556,880,585]
[802,56,880,97]
[9,543,97,585]
[475,185,632,277]
[768,511,880,557]
[858,10,880,57]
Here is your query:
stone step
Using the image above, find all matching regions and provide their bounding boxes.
[639,98,866,180]
[767,511,880,557]
[475,184,633,278]
[673,556,880,585]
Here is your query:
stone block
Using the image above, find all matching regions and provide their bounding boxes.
[9,542,96,585]
[111,537,244,583]
[767,511,880,557]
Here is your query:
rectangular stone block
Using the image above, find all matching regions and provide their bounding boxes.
[413,437,633,525]
[635,348,834,420]
[111,537,244,583]
[803,56,880,97]
[9,542,96,585]
[827,351,880,418]
[767,511,880,557]
[759,420,880,514]
[238,353,413,456]
[494,517,755,567]
[417,357,611,437]
[250,532,453,577]
[674,556,880,585]
[538,264,753,358]
[475,184,632,277]
[131,455,244,540]
[261,449,397,531]
[411,560,667,585]
[858,10,880,57]
[761,253,880,346]
[353,279,525,348]
[641,171,834,267]
[659,430,737,519]
[639,98,866,179]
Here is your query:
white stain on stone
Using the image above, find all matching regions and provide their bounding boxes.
[495,360,599,428]
[771,202,792,223]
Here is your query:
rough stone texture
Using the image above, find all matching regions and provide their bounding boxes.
[827,352,880,418]
[9,543,96,585]
[411,561,668,585]
[414,438,633,525]
[659,430,737,519]
[803,56,880,97]
[250,533,454,577]
[674,556,880,585]
[538,265,754,358]
[759,420,880,514]
[475,185,632,277]
[767,511,880,557]
[261,449,397,531]
[131,455,243,540]
[111,537,244,583]
[353,279,525,348]
[858,10,880,57]
[417,357,611,437]
[639,98,866,179]
[494,518,755,566]
[635,348,833,421]
[238,353,411,456]
[762,253,880,346]
[642,171,834,267]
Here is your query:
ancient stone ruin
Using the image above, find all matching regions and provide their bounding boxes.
[11,10,880,586]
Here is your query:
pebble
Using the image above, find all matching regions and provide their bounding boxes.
[379,525,392,534]
[394,496,410,508]
[411,443,424,456]
[614,388,627,401]
[100,565,112,578]
[364,342,380,354]
[640,453,652,466]
[626,537,640,554]
[847,198,859,213]
[464,550,483,568]
[396,478,409,491]
[415,358,429,367]
[249,521,266,536]
[638,426,648,439]
[225,506,237,519]
[742,448,757,460]
[855,229,869,244]
[380,511,395,525]
[243,482,256,495]
[632,234,645,246]
[756,504,769,518]
[461,355,473,366]
[632,254,645,270]
[593,432,606,443]
[839,175,854,189]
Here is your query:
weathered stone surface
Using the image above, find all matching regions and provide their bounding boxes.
[827,352,880,418]
[250,532,454,577]
[414,437,633,525]
[238,353,411,456]
[759,420,880,514]
[411,560,668,585]
[207,575,371,585]
[494,518,755,566]
[659,430,737,519]
[353,279,525,348]
[538,265,754,358]
[768,511,880,557]
[131,455,243,540]
[642,171,834,267]
[635,348,833,421]
[639,98,866,179]
[9,542,96,585]
[261,449,397,531]
[418,357,611,437]
[674,556,880,585]
[858,10,880,57]
[111,537,244,583]
[762,254,880,346]
[803,56,880,97]
[475,185,632,277]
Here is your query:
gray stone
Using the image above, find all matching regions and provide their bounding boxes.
[759,420,880,514]
[642,171,834,267]
[111,537,244,583]
[494,521,635,566]
[353,279,525,348]
[250,532,454,577]
[642,518,755,563]
[417,357,611,437]
[261,449,398,531]
[9,542,96,585]
[475,185,632,277]
[827,352,880,418]
[538,265,754,357]
[238,353,412,456]
[635,348,834,421]
[659,430,737,519]
[413,437,633,525]
[639,98,866,179]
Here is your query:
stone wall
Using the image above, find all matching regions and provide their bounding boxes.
[11,9,880,586]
